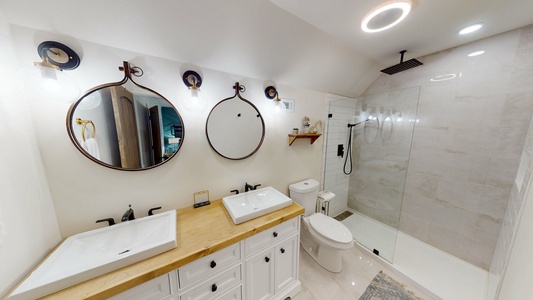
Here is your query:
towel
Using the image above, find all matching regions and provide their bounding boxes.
[81,138,101,159]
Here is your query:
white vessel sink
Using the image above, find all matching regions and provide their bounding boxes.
[223,186,292,224]
[9,210,177,300]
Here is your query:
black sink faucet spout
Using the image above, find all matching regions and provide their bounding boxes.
[121,204,135,222]
[245,182,253,192]
[245,182,261,192]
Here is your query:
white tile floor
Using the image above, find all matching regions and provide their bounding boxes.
[295,243,439,300]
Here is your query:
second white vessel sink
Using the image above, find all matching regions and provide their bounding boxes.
[9,210,177,300]
[223,186,292,224]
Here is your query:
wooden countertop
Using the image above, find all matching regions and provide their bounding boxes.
[8,200,303,300]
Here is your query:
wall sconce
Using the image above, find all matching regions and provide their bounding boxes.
[18,41,81,102]
[182,70,207,112]
[264,85,284,112]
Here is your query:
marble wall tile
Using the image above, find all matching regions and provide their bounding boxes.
[321,25,533,273]
[360,25,533,271]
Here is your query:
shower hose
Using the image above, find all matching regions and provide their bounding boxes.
[343,125,354,175]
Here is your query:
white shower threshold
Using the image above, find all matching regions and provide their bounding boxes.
[340,210,488,300]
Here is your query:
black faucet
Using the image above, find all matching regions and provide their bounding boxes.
[121,204,135,222]
[96,218,115,226]
[245,183,261,192]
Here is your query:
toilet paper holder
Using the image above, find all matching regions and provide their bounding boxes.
[316,191,335,216]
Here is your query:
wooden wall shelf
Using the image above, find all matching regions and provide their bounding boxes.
[288,134,321,146]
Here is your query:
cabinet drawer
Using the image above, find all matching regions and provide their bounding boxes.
[180,264,241,300]
[108,272,172,300]
[244,217,298,257]
[215,285,242,300]
[178,243,241,289]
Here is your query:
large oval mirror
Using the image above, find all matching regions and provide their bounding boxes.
[206,82,265,160]
[67,62,184,171]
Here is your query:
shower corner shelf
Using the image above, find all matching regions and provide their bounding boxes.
[288,133,321,146]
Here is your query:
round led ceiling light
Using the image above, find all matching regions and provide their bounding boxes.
[361,0,412,33]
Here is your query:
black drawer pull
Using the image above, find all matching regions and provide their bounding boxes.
[273,232,278,237]
[212,283,217,292]
[280,248,285,254]
[210,261,216,268]
[265,256,270,263]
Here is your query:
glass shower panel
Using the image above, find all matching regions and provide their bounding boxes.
[324,87,420,263]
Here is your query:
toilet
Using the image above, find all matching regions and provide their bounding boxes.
[289,179,354,273]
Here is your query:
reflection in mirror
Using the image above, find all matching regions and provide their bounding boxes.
[206,82,265,160]
[67,62,184,171]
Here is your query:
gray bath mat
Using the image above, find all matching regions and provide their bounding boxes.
[359,271,424,300]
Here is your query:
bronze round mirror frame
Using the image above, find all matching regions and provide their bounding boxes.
[205,82,265,160]
[66,61,185,171]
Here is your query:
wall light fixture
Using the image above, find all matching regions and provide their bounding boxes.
[18,41,81,102]
[182,70,207,112]
[264,85,285,112]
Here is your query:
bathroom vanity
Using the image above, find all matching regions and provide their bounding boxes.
[7,200,303,300]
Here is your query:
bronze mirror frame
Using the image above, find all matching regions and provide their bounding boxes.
[205,82,265,160]
[66,61,185,171]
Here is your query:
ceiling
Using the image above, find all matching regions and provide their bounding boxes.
[1,0,532,97]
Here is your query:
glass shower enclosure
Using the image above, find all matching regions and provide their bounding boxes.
[323,87,420,262]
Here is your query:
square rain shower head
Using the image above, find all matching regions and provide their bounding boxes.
[380,50,423,75]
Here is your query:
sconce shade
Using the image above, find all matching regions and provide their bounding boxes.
[182,70,207,112]
[17,41,81,102]
[17,64,80,102]
[264,85,285,113]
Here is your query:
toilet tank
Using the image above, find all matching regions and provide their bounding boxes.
[289,179,319,216]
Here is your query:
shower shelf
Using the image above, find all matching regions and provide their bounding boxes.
[288,134,321,146]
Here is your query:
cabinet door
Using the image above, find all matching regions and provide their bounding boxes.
[245,248,275,300]
[275,236,298,293]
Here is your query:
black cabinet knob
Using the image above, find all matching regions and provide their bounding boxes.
[210,261,216,268]
[273,232,278,237]
[280,248,285,254]
[265,256,270,263]
[211,284,217,292]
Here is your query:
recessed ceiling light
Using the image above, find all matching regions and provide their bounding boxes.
[468,50,485,57]
[361,0,412,33]
[459,23,483,35]
[430,73,457,82]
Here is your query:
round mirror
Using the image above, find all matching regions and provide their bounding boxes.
[206,82,265,160]
[66,62,184,171]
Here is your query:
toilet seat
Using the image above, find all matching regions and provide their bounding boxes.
[308,213,352,244]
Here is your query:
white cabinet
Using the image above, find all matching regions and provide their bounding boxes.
[179,264,242,300]
[108,271,178,300]
[108,217,300,300]
[245,248,275,300]
[274,236,298,293]
[178,243,241,289]
[244,218,300,300]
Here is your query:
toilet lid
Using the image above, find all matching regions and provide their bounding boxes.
[308,213,353,244]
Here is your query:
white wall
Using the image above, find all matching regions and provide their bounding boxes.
[0,12,62,298]
[10,25,328,238]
